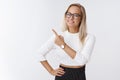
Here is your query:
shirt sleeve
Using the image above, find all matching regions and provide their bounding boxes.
[37,35,55,61]
[73,34,96,65]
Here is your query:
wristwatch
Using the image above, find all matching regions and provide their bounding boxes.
[60,44,65,49]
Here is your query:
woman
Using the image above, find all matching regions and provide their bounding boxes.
[38,3,95,80]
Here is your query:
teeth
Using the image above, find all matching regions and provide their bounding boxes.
[69,21,74,23]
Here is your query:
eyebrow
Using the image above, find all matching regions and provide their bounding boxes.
[66,12,82,16]
[67,12,81,15]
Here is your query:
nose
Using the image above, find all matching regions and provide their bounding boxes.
[69,15,74,20]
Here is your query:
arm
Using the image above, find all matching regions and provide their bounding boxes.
[40,60,54,74]
[38,35,65,76]
[37,35,55,61]
[40,60,65,76]
[63,35,96,65]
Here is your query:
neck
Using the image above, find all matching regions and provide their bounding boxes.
[68,27,79,33]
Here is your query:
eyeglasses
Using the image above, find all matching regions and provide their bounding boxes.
[65,12,81,19]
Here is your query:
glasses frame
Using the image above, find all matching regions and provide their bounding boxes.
[65,12,81,19]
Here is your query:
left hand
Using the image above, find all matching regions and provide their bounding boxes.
[50,67,65,76]
[52,29,65,46]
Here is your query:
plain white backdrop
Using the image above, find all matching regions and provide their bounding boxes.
[0,0,120,80]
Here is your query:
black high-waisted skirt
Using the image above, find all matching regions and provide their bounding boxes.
[55,65,86,80]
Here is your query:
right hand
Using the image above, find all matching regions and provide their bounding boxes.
[50,67,65,76]
[52,29,65,47]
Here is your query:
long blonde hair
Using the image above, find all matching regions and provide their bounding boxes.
[62,3,87,44]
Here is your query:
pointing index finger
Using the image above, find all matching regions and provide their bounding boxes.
[52,29,58,36]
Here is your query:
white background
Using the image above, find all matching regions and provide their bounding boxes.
[0,0,120,80]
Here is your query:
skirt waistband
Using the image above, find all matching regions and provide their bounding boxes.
[59,65,85,71]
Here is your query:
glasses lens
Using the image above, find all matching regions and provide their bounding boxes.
[66,12,71,18]
[66,12,81,18]
[74,14,81,17]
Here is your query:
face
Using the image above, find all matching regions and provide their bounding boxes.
[65,6,82,30]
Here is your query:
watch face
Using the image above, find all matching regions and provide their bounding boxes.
[61,45,64,49]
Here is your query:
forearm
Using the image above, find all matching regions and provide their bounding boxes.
[63,43,76,59]
[40,60,53,73]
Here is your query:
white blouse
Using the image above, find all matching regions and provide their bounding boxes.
[37,30,95,66]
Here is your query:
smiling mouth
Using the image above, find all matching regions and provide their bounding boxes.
[68,21,74,24]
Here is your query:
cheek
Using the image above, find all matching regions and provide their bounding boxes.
[76,18,81,24]
[75,20,80,25]
[65,18,69,24]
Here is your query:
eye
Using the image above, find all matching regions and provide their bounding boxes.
[65,12,81,19]
[66,12,72,17]
[74,14,81,17]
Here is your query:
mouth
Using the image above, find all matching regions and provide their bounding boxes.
[68,20,74,24]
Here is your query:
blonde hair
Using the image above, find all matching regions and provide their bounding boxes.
[62,3,87,44]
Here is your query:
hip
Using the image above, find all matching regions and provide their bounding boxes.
[55,64,86,80]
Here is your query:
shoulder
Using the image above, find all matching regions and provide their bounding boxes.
[45,34,55,43]
[85,33,96,42]
[87,33,95,39]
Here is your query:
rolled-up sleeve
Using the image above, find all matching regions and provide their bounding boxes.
[37,35,55,61]
[74,34,96,65]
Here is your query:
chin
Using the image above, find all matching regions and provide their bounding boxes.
[68,24,75,27]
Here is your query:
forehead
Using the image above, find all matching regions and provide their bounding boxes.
[68,6,81,13]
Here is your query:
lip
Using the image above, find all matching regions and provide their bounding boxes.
[68,21,74,24]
